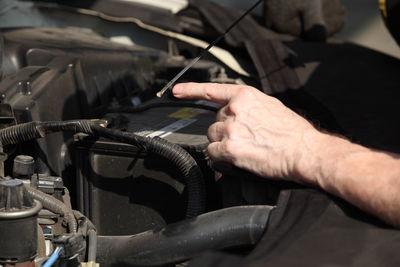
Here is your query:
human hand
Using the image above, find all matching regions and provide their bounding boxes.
[264,0,346,41]
[173,83,326,184]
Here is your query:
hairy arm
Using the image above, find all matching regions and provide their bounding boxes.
[307,134,400,227]
[173,82,400,227]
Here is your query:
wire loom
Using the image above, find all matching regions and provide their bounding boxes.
[0,120,205,218]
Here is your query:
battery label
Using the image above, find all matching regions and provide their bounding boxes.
[168,108,198,119]
[168,101,219,119]
[146,118,198,138]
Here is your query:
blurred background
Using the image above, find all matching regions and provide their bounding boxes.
[213,0,400,59]
[7,0,400,58]
[336,0,400,58]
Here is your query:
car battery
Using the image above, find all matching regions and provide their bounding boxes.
[74,100,219,235]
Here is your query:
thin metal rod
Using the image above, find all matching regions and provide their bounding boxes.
[156,0,263,98]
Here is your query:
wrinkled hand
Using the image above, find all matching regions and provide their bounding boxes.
[264,0,346,41]
[173,83,325,184]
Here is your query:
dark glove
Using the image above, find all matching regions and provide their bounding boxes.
[264,0,346,41]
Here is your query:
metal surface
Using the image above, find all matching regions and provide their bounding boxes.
[0,180,41,264]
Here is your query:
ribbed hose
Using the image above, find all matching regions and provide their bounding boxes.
[147,137,205,218]
[0,120,94,146]
[0,122,44,145]
[25,186,77,233]
[0,121,205,218]
[90,125,148,150]
[91,125,205,218]
[40,120,93,135]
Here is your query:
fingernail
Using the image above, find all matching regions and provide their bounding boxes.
[173,84,183,95]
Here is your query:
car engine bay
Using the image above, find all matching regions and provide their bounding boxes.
[3,1,400,267]
[0,2,280,266]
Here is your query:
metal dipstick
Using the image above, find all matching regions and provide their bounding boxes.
[156,0,263,97]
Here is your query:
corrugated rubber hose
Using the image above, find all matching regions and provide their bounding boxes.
[0,120,94,146]
[91,125,205,218]
[0,120,205,218]
[26,185,77,233]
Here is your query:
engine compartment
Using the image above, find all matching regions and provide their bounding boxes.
[0,3,278,266]
[3,1,400,267]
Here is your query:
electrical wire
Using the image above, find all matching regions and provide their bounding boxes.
[42,247,63,267]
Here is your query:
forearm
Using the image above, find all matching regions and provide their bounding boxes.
[303,133,400,227]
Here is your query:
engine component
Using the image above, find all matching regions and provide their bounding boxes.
[26,185,77,233]
[52,234,86,259]
[0,116,209,235]
[0,120,96,146]
[36,174,64,197]
[75,102,217,235]
[96,205,272,266]
[0,4,270,265]
[0,103,17,128]
[0,179,42,265]
[13,155,35,180]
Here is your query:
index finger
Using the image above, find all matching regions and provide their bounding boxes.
[173,83,244,104]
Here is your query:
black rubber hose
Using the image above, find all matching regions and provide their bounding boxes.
[0,122,43,145]
[96,206,272,266]
[25,185,77,233]
[90,125,148,150]
[40,120,93,135]
[0,120,95,146]
[147,137,205,218]
[91,125,205,218]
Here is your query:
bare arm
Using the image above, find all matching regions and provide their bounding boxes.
[308,134,400,227]
[173,82,400,227]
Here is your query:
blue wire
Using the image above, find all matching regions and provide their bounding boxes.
[43,247,63,267]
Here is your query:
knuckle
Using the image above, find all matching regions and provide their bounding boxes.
[223,140,237,156]
[216,108,226,121]
[227,102,241,115]
[268,96,282,105]
[206,144,217,159]
[237,86,254,96]
[224,121,236,136]
[204,84,219,100]
[204,86,214,101]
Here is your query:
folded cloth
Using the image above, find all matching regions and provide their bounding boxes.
[264,0,346,42]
